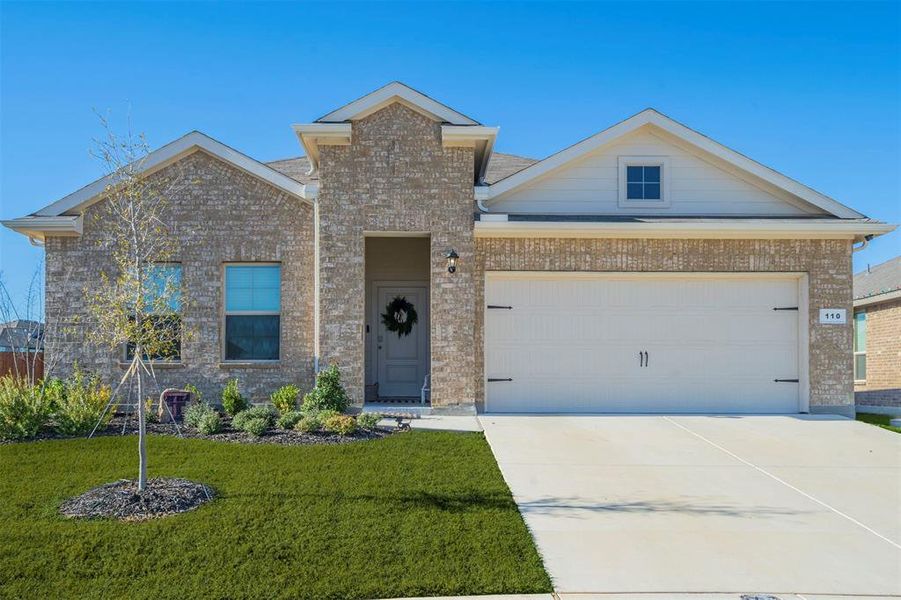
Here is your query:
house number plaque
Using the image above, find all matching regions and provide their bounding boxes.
[818,308,846,324]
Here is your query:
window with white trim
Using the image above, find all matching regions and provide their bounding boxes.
[853,310,867,382]
[618,156,671,208]
[224,264,281,361]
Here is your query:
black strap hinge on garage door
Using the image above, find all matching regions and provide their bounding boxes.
[773,306,799,311]
[487,378,513,382]
[774,379,800,383]
[487,305,513,310]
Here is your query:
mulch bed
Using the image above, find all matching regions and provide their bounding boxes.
[5,415,395,446]
[59,477,215,521]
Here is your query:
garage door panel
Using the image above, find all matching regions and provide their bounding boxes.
[485,274,802,414]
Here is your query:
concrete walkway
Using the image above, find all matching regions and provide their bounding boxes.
[480,415,901,597]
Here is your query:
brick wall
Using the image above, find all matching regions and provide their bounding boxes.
[475,237,855,414]
[316,103,475,408]
[855,298,901,408]
[45,151,315,405]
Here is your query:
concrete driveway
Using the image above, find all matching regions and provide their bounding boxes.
[480,415,901,597]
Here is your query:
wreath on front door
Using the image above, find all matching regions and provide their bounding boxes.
[381,296,418,337]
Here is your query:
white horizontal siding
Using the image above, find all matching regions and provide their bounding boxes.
[490,130,825,216]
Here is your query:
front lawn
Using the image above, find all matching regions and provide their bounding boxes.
[856,412,901,434]
[0,432,551,600]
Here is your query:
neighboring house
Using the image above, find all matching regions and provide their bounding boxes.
[3,82,896,416]
[0,319,43,353]
[853,256,901,412]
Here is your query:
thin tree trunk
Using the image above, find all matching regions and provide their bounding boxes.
[136,352,147,491]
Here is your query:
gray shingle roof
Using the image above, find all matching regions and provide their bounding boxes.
[265,152,537,186]
[854,256,901,300]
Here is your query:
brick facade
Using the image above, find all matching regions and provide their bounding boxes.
[316,103,475,408]
[41,104,860,417]
[45,151,315,404]
[854,298,901,408]
[474,238,855,414]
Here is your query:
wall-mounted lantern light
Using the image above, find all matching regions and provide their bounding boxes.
[445,249,459,273]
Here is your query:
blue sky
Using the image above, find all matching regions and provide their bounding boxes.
[1,1,899,311]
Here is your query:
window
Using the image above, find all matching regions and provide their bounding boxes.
[853,310,867,382]
[224,264,281,361]
[125,263,182,362]
[626,166,661,200]
[618,156,671,208]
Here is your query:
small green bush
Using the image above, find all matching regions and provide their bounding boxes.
[276,410,304,430]
[184,401,217,429]
[270,384,300,415]
[0,377,54,441]
[322,414,357,436]
[301,365,349,413]
[197,412,221,435]
[54,367,114,436]
[232,406,276,431]
[184,383,202,405]
[356,412,382,430]
[294,414,321,433]
[221,379,247,416]
[243,417,269,437]
[311,408,340,421]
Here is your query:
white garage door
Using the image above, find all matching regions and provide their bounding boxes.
[485,273,804,414]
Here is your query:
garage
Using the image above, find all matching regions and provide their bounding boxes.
[484,272,807,413]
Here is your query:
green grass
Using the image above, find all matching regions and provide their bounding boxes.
[856,412,901,434]
[0,432,551,600]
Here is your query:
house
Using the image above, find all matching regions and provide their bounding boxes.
[0,319,43,353]
[853,256,901,413]
[3,82,895,416]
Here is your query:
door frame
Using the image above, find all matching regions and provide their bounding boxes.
[370,280,430,398]
[483,271,810,414]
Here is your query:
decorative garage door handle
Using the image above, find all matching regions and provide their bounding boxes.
[774,378,799,383]
[638,351,649,367]
[487,305,513,309]
[487,378,513,382]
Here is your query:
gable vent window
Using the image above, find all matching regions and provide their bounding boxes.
[618,156,671,208]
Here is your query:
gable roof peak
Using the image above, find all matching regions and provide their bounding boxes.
[316,81,480,125]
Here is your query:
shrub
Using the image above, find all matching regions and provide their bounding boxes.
[294,414,321,433]
[54,368,114,436]
[221,379,247,416]
[301,365,349,413]
[0,377,54,441]
[322,414,357,436]
[356,412,382,430]
[276,410,303,430]
[232,406,276,431]
[197,412,221,435]
[184,383,202,405]
[243,417,269,437]
[270,384,300,415]
[184,401,217,429]
[308,408,339,421]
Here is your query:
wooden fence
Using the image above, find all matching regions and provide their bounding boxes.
[0,352,44,381]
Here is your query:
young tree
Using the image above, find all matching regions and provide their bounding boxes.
[84,116,189,491]
[0,266,46,384]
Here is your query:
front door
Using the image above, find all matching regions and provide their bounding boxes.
[376,286,429,398]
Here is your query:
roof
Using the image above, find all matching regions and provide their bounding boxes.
[854,256,901,302]
[316,81,480,125]
[0,320,43,351]
[481,108,869,220]
[3,131,313,242]
[265,152,537,186]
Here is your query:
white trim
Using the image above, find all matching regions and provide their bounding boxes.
[291,123,352,174]
[853,309,867,384]
[854,288,901,307]
[1,215,82,242]
[40,132,308,218]
[483,270,809,414]
[317,82,479,125]
[441,125,500,184]
[474,219,896,240]
[482,109,867,219]
[617,156,671,209]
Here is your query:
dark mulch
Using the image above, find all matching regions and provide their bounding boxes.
[59,477,215,521]
[6,415,394,446]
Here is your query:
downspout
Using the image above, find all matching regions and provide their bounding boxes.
[852,234,873,253]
